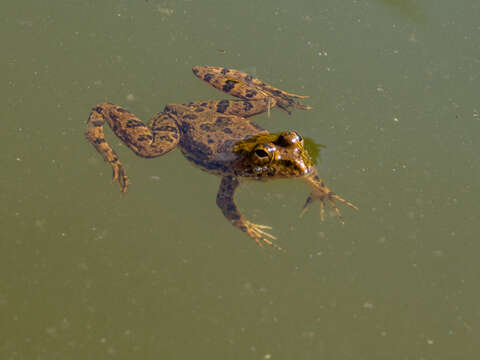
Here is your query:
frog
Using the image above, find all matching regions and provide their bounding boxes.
[85,66,357,248]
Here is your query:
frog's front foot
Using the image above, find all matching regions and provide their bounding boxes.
[111,162,130,193]
[242,221,283,250]
[300,189,358,223]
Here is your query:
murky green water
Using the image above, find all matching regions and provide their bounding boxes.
[1,0,479,359]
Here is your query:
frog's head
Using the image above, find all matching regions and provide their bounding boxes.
[232,131,314,178]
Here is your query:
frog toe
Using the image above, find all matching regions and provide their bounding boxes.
[300,190,357,223]
[244,221,283,251]
[111,163,130,193]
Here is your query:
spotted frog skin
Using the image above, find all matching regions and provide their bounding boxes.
[86,66,357,248]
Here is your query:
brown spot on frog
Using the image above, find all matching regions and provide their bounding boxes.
[85,66,357,248]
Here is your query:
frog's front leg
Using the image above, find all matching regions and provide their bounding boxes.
[216,176,281,249]
[300,170,358,222]
[85,103,180,193]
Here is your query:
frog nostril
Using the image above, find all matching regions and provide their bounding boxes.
[294,131,303,143]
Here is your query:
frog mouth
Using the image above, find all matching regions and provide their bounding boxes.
[279,159,313,176]
[269,160,314,178]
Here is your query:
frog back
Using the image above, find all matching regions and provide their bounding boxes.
[177,112,266,174]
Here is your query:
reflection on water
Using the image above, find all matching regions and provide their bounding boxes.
[303,136,326,166]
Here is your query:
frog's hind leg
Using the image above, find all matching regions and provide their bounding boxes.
[85,103,180,193]
[188,99,274,120]
[192,66,311,115]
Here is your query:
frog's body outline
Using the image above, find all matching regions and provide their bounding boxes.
[85,66,357,248]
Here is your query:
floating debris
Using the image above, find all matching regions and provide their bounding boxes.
[157,7,174,16]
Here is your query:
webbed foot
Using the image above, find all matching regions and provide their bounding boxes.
[300,190,358,223]
[243,221,283,251]
[111,162,130,193]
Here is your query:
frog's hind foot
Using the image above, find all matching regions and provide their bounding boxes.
[274,92,312,114]
[282,91,309,99]
[256,82,311,114]
[111,162,130,193]
[244,221,283,251]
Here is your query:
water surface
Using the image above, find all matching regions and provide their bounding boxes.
[1,0,479,359]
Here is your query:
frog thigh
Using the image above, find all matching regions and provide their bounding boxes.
[85,103,180,192]
[87,103,180,159]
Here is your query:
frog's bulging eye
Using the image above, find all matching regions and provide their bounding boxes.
[254,149,269,158]
[275,131,304,147]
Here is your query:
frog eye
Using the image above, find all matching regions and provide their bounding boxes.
[276,131,303,147]
[254,149,269,158]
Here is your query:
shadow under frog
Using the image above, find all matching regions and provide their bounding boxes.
[85,66,357,248]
